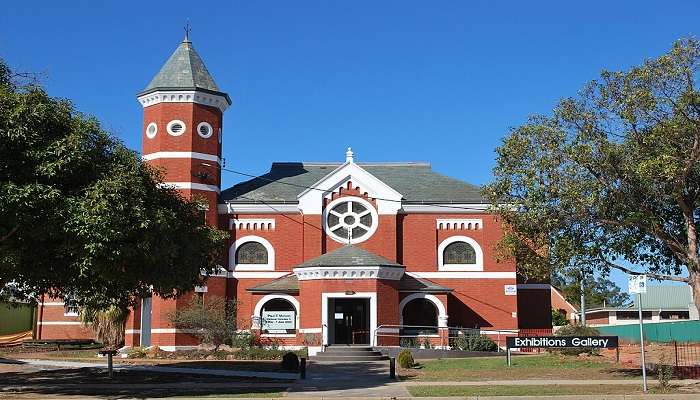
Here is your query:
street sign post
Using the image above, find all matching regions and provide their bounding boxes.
[628,274,648,392]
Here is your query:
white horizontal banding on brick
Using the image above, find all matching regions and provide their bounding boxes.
[158,182,220,193]
[137,90,230,112]
[219,204,300,214]
[125,329,141,334]
[39,302,64,306]
[229,271,290,279]
[36,322,84,325]
[517,284,551,289]
[230,218,276,230]
[142,152,221,164]
[436,218,483,230]
[407,271,516,279]
[298,328,322,333]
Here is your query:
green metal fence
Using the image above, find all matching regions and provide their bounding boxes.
[0,302,35,335]
[597,320,700,343]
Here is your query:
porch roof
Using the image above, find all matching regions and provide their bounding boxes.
[294,245,403,268]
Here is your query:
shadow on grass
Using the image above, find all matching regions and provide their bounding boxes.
[0,367,289,399]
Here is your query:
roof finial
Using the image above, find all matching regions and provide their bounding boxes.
[183,20,192,43]
[345,147,354,163]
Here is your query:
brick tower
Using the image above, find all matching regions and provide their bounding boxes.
[124,32,231,349]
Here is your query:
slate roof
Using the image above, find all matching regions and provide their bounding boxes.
[399,274,452,293]
[247,274,298,294]
[140,38,229,101]
[246,270,452,294]
[221,162,486,203]
[296,245,403,268]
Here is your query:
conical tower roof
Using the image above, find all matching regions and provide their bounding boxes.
[139,37,229,103]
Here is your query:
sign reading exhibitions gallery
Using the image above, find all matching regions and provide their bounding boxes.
[506,336,618,349]
[262,311,295,333]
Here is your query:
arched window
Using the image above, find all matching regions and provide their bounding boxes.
[443,242,477,264]
[235,242,268,264]
[401,298,438,335]
[260,298,297,333]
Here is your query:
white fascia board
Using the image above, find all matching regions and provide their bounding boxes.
[297,162,403,214]
[158,182,220,193]
[218,203,300,214]
[401,203,491,213]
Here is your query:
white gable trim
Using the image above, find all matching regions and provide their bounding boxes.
[297,161,403,214]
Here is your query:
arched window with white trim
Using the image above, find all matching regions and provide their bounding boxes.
[230,236,275,271]
[252,294,300,335]
[437,236,484,271]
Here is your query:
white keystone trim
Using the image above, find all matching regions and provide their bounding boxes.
[437,235,484,271]
[407,271,516,279]
[252,294,300,330]
[138,90,230,112]
[294,266,404,281]
[230,218,276,231]
[322,292,377,346]
[142,152,221,164]
[219,203,300,214]
[231,235,275,271]
[159,182,220,193]
[436,218,483,230]
[402,204,490,213]
[399,293,448,327]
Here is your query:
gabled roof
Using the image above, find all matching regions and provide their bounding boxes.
[632,285,693,310]
[140,38,228,100]
[221,162,486,203]
[295,245,403,268]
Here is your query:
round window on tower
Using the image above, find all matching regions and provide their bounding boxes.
[197,122,213,139]
[145,122,157,139]
[323,196,379,244]
[167,120,186,136]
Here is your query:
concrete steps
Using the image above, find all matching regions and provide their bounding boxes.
[310,346,389,362]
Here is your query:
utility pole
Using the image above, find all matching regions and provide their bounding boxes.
[580,269,586,326]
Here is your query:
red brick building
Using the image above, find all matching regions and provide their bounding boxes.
[36,36,552,352]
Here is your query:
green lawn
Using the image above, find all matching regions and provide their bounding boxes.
[408,384,670,397]
[402,354,635,381]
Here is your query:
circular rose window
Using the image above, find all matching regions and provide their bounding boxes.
[324,197,378,244]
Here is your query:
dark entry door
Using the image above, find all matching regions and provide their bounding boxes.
[332,298,369,345]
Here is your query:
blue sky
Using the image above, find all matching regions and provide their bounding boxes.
[2,1,697,291]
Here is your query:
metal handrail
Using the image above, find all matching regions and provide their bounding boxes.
[373,324,520,349]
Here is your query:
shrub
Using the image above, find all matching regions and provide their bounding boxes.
[554,324,601,355]
[79,305,129,349]
[421,337,432,349]
[656,353,674,392]
[127,347,148,358]
[551,308,569,326]
[400,337,419,348]
[451,334,498,352]
[397,349,415,368]
[169,296,237,351]
[281,352,300,371]
[235,347,286,360]
[231,331,254,350]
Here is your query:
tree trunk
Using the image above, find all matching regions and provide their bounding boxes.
[690,271,700,318]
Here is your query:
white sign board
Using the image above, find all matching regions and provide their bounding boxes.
[262,311,295,332]
[504,285,517,296]
[628,275,647,294]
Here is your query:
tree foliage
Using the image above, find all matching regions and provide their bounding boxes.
[552,272,630,309]
[0,59,228,310]
[79,305,129,349]
[169,295,237,351]
[486,38,700,311]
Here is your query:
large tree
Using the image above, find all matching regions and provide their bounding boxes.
[486,38,700,311]
[0,60,228,310]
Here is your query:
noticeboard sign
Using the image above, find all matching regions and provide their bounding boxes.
[628,275,647,294]
[506,336,618,349]
[262,311,295,332]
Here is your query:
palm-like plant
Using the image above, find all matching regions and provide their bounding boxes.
[79,305,129,349]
